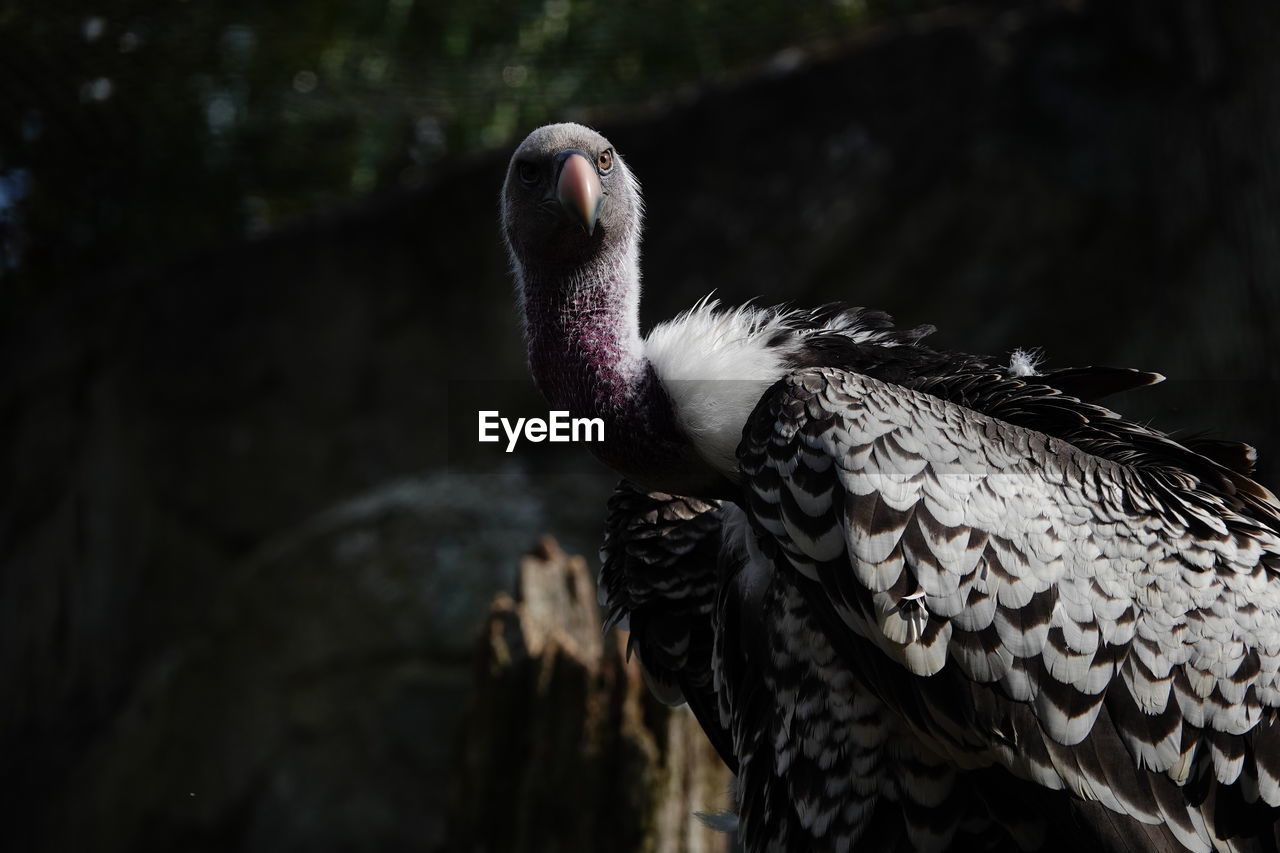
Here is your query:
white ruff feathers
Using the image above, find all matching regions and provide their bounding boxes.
[645,299,796,477]
[1007,347,1043,377]
[644,299,882,479]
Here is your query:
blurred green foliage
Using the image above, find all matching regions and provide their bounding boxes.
[0,0,949,295]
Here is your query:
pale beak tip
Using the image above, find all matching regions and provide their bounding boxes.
[557,152,602,236]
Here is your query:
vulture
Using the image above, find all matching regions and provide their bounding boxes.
[501,122,1280,852]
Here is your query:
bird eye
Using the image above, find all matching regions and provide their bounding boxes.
[517,161,538,185]
[597,149,613,173]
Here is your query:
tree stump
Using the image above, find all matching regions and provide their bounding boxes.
[446,538,733,853]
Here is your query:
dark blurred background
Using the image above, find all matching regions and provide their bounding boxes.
[3,1,1279,851]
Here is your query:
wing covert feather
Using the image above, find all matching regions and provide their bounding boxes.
[739,367,1280,844]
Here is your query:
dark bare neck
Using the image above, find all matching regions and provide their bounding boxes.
[520,246,645,417]
[517,253,721,494]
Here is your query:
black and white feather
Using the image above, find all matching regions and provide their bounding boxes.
[503,122,1280,853]
[599,483,736,769]
[730,360,1280,852]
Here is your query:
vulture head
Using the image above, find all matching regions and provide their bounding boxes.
[503,124,723,495]
[501,122,642,276]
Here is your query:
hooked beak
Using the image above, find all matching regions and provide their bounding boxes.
[555,150,602,236]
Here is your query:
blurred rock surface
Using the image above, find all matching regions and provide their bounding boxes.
[43,472,610,852]
[447,538,732,853]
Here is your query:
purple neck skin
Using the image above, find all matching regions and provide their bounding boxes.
[522,269,644,416]
[519,254,699,490]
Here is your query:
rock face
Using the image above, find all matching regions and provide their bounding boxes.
[38,473,590,853]
[4,1,1280,851]
[448,539,732,853]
